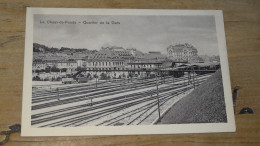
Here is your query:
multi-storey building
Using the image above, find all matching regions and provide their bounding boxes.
[32,59,77,73]
[82,59,126,71]
[167,43,199,62]
[32,60,46,71]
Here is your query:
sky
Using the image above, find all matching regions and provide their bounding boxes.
[34,14,219,56]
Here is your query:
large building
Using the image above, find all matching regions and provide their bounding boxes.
[32,59,77,73]
[167,43,199,62]
[33,45,174,79]
[80,46,133,70]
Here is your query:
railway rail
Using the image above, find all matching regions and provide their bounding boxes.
[31,73,211,127]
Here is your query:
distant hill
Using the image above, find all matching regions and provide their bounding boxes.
[33,43,90,53]
[33,43,59,52]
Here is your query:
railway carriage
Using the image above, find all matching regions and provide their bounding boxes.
[192,62,220,75]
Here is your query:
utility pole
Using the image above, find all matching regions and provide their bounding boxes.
[172,74,174,84]
[188,72,190,85]
[183,72,185,85]
[192,69,195,89]
[131,73,133,82]
[95,62,97,88]
[57,88,60,102]
[156,74,161,121]
[163,72,166,83]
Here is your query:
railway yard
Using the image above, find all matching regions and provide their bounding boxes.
[31,71,214,127]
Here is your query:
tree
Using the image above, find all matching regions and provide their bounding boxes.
[76,66,82,71]
[100,73,108,80]
[56,77,62,81]
[45,66,51,73]
[87,73,93,80]
[87,73,91,78]
[122,73,126,78]
[61,68,67,72]
[51,66,60,72]
[32,76,41,81]
[93,74,98,79]
[35,69,41,74]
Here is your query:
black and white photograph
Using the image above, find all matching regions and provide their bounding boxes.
[22,8,235,136]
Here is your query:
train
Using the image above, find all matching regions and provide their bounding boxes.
[163,62,220,77]
[62,73,88,84]
[177,62,220,75]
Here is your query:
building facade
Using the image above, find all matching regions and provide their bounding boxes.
[167,43,199,62]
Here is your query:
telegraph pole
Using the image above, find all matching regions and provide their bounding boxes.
[172,74,174,84]
[183,72,185,85]
[156,74,161,121]
[57,88,59,97]
[95,62,97,88]
[192,69,195,89]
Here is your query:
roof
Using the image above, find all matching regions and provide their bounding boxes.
[167,43,198,53]
[128,60,163,65]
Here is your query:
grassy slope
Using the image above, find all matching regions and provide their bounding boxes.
[158,69,227,124]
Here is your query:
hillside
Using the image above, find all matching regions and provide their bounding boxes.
[33,43,91,53]
[157,69,227,124]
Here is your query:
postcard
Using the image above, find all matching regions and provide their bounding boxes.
[22,8,235,136]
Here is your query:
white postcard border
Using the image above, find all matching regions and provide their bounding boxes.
[22,8,235,136]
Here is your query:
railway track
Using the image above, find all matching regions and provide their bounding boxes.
[32,73,202,105]
[38,85,196,127]
[31,73,205,110]
[31,74,210,127]
[32,77,159,103]
[98,86,193,126]
[32,77,143,98]
[32,75,176,99]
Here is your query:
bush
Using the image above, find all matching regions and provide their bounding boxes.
[32,76,41,81]
[61,68,67,72]
[45,67,51,73]
[86,73,93,80]
[35,69,41,73]
[51,66,60,72]
[76,66,82,71]
[93,74,98,78]
[122,73,126,78]
[44,78,50,81]
[56,77,62,81]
